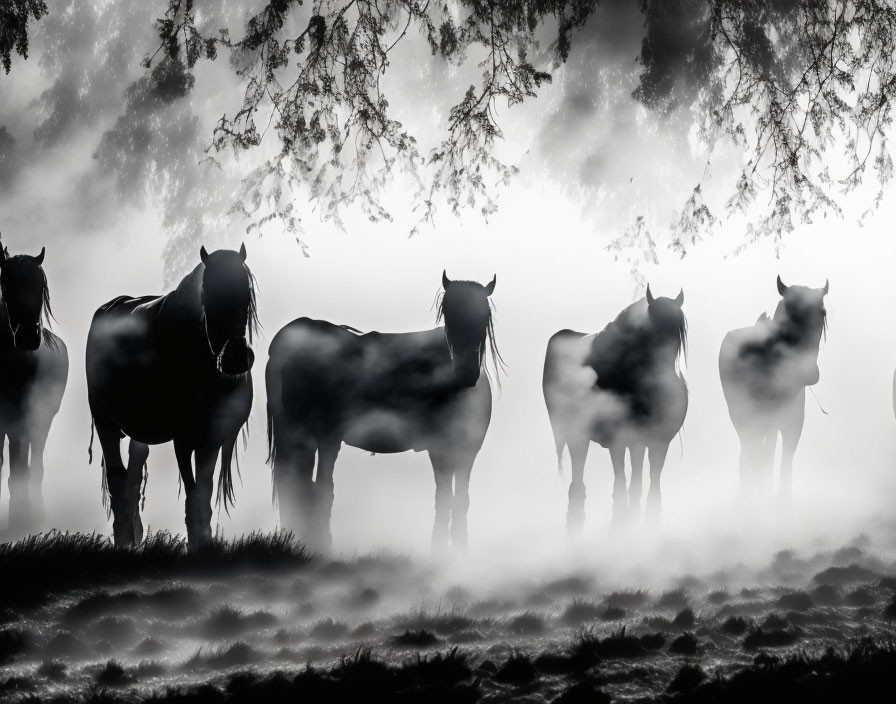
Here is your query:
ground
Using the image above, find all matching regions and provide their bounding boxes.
[2,528,896,703]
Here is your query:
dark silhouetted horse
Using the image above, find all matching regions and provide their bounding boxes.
[86,245,256,549]
[0,241,68,533]
[543,287,688,532]
[719,276,828,499]
[266,271,499,553]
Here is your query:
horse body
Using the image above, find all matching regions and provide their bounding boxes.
[267,273,497,552]
[0,244,68,533]
[543,289,688,532]
[86,246,256,548]
[719,276,828,498]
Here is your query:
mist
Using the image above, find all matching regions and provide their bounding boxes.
[0,0,895,590]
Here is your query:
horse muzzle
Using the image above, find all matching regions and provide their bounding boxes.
[451,351,483,389]
[217,336,254,376]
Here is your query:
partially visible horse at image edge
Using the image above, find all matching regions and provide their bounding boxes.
[0,238,68,534]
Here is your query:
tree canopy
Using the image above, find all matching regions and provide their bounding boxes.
[3,0,895,269]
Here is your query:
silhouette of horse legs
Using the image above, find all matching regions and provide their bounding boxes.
[735,423,775,500]
[125,440,148,545]
[95,417,143,546]
[430,452,452,552]
[452,461,473,549]
[778,391,806,502]
[565,440,589,535]
[646,441,669,521]
[609,442,628,528]
[429,448,476,551]
[26,423,51,527]
[7,433,30,534]
[310,440,340,552]
[628,443,646,520]
[272,430,317,549]
[178,442,219,550]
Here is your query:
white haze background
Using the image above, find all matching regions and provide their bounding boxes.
[0,1,894,577]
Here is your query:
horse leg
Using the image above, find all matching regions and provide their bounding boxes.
[125,440,149,545]
[757,431,777,499]
[609,441,627,529]
[174,439,197,546]
[273,430,316,545]
[188,444,220,550]
[735,426,761,502]
[778,390,806,504]
[310,440,340,554]
[7,433,30,535]
[94,418,132,546]
[451,458,475,551]
[646,441,669,522]
[428,449,453,554]
[26,424,50,529]
[628,442,646,523]
[566,440,589,535]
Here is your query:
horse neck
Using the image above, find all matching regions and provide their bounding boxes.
[0,298,12,348]
[161,265,205,333]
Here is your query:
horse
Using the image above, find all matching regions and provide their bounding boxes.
[543,286,688,532]
[86,245,257,549]
[719,276,828,500]
[266,271,499,553]
[0,241,68,534]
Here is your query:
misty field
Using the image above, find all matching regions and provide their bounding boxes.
[1,530,896,703]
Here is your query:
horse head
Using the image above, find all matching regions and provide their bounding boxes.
[0,244,49,352]
[645,284,686,355]
[199,243,257,376]
[439,270,497,388]
[776,275,829,348]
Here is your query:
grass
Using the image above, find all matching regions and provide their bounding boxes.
[669,638,896,703]
[494,652,538,685]
[0,530,312,610]
[562,598,603,625]
[391,629,440,647]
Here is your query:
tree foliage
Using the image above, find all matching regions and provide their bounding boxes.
[5,1,896,256]
[0,0,48,74]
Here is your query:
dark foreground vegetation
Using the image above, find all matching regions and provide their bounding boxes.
[3,638,896,703]
[0,530,312,609]
[2,532,896,703]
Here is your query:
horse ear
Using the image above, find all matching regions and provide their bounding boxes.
[442,270,451,290]
[34,246,45,265]
[675,288,684,306]
[777,274,788,296]
[646,284,655,305]
[822,278,829,295]
[200,246,209,264]
[239,242,247,261]
[484,274,496,296]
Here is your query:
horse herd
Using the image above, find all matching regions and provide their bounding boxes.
[0,240,832,553]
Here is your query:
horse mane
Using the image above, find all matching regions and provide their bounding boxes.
[433,284,507,387]
[605,296,688,371]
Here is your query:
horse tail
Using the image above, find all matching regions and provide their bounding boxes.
[216,429,241,513]
[267,400,276,466]
[88,417,95,464]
